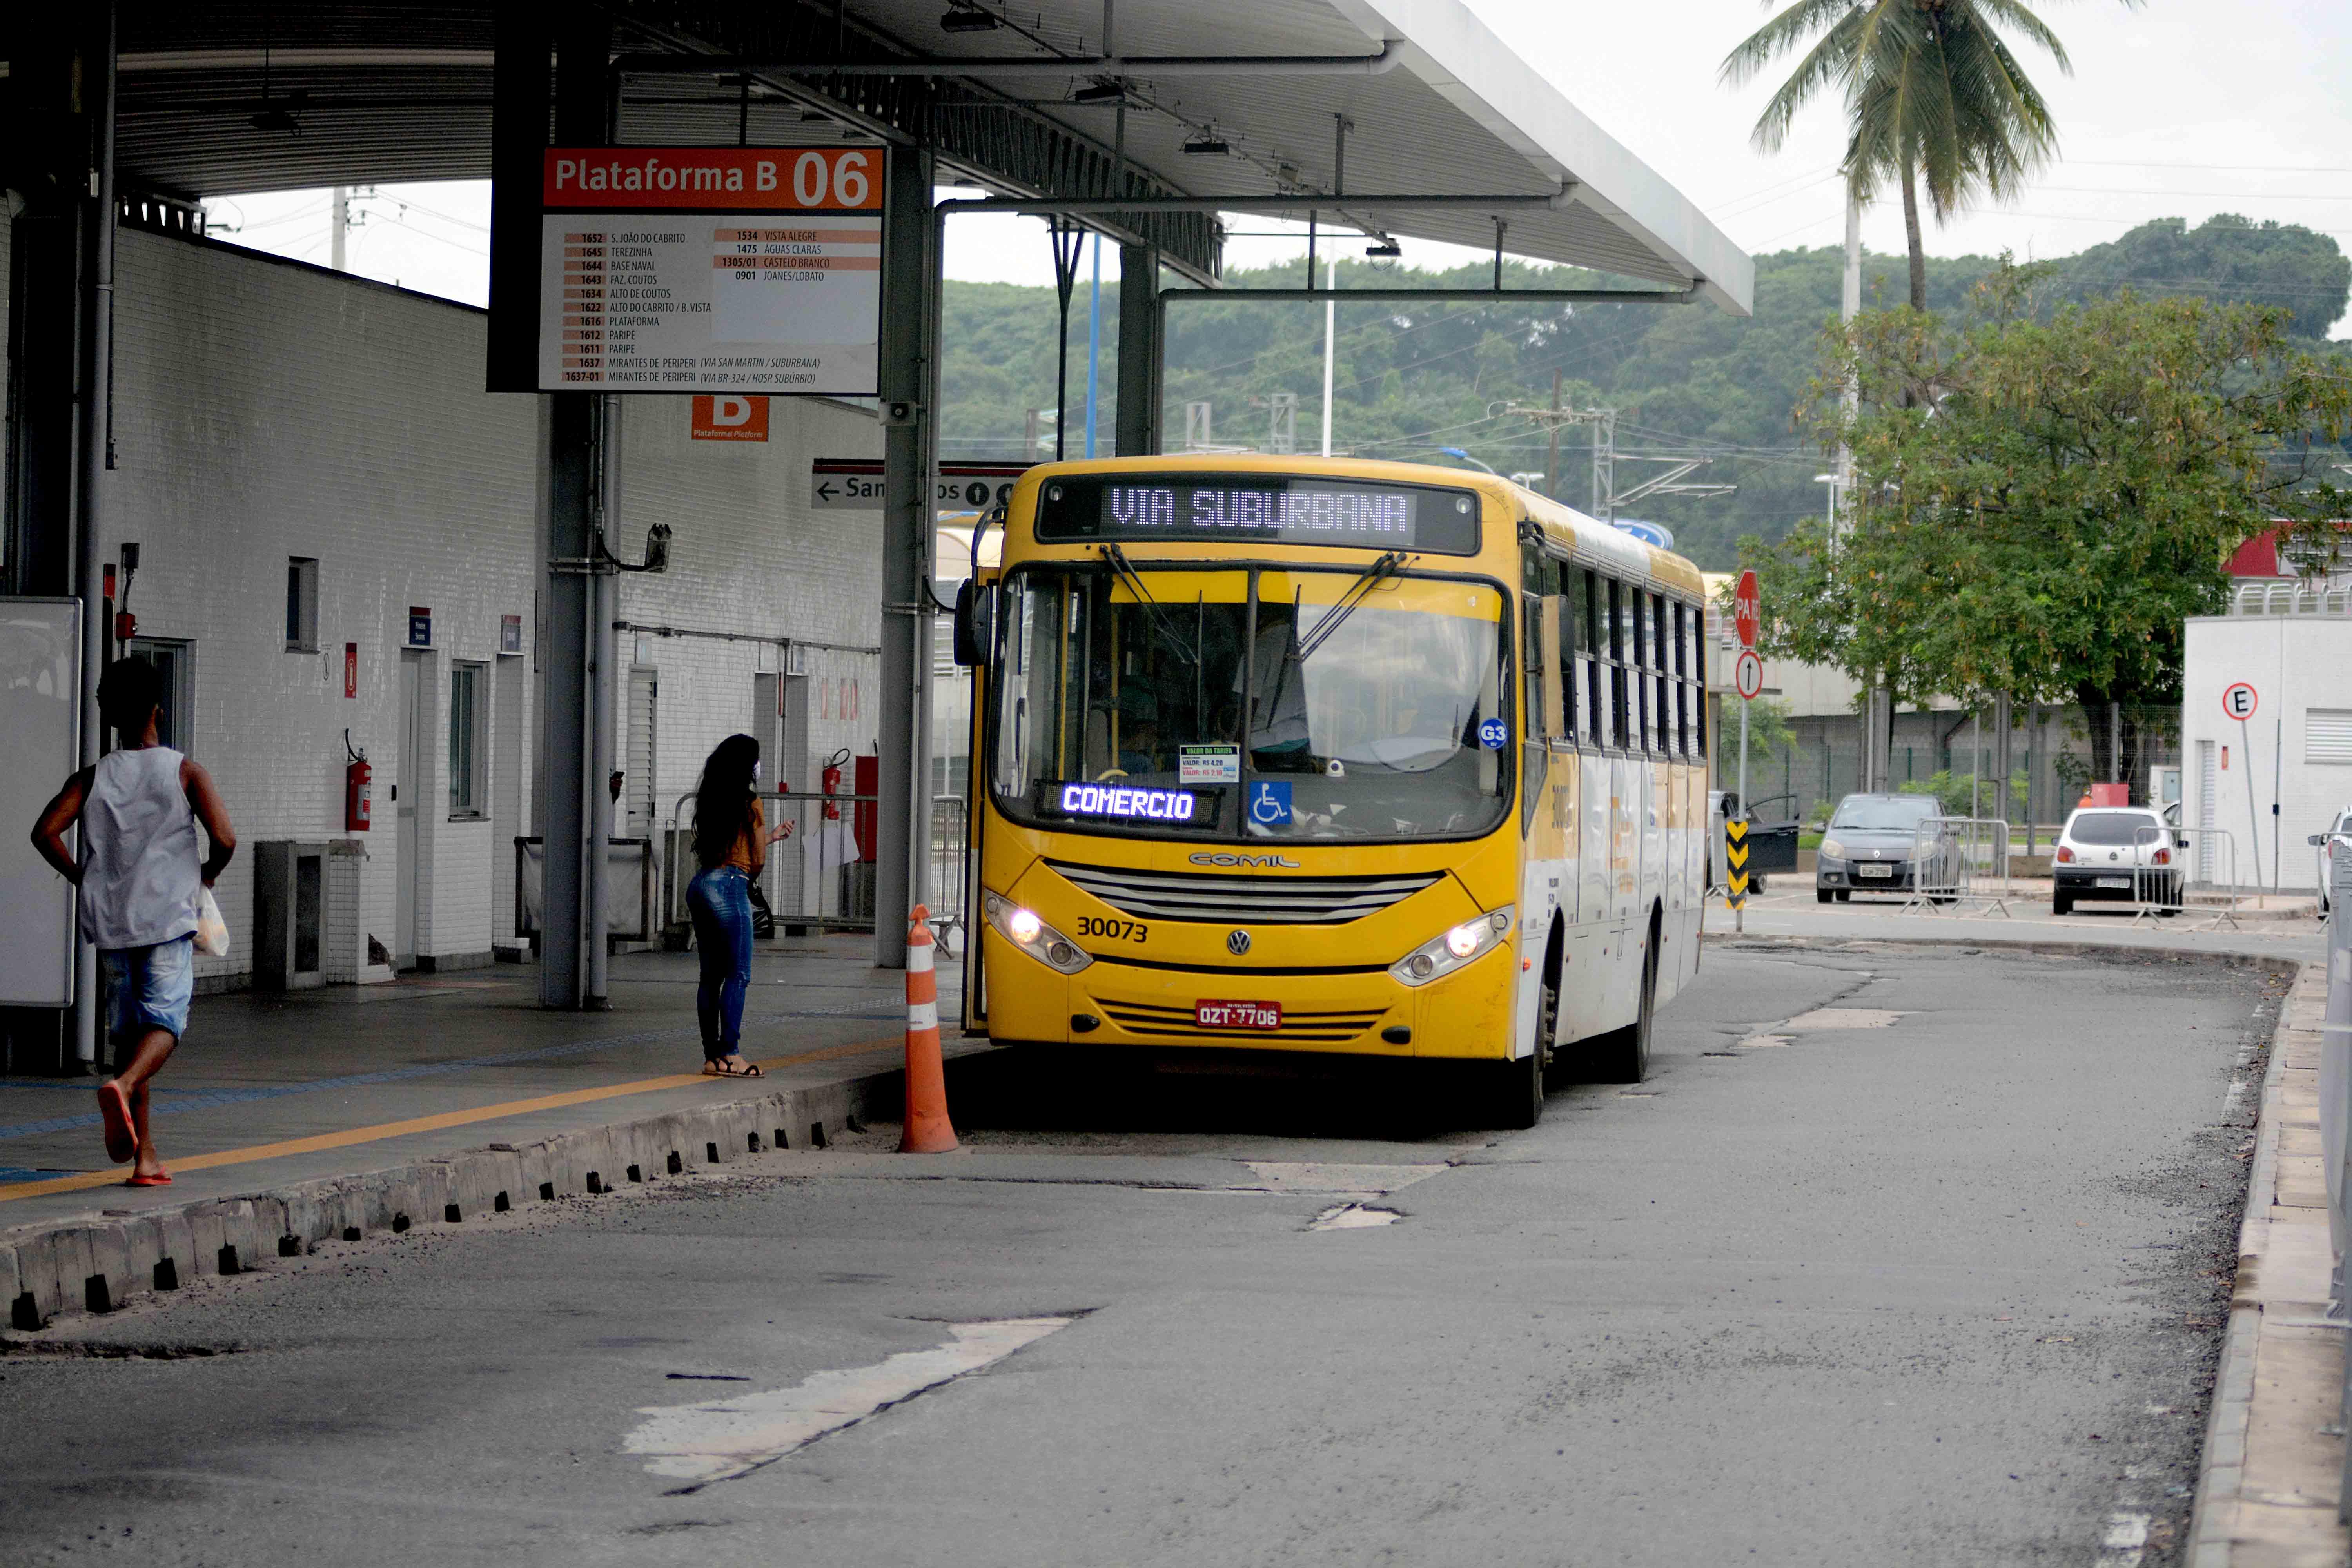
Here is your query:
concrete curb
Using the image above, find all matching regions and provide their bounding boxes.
[2,1059,916,1334]
[2187,957,2348,1568]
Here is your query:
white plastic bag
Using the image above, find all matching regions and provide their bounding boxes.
[194,886,231,958]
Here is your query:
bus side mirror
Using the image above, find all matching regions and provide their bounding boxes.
[952,580,992,668]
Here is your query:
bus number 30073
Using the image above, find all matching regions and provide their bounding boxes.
[1076,916,1149,944]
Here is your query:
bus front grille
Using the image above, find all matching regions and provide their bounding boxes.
[1047,861,1441,924]
[1093,999,1388,1044]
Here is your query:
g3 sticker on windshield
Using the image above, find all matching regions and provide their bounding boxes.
[1477,717,1509,751]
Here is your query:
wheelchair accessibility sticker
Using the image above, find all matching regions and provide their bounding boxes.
[1477,718,1509,750]
[1249,781,1293,826]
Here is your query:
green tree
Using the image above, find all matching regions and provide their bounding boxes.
[1722,0,2092,311]
[2053,214,2350,339]
[1742,266,2352,784]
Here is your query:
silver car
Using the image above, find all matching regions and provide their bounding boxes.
[1814,793,1962,903]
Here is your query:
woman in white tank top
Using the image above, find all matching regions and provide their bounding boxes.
[29,658,236,1185]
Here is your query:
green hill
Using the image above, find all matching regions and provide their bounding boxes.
[940,215,2348,570]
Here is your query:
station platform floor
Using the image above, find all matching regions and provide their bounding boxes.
[0,936,961,1232]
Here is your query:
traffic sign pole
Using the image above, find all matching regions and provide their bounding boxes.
[2222,684,2264,907]
[1736,697,1748,933]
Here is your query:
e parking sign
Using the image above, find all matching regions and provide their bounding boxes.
[2221,682,2259,721]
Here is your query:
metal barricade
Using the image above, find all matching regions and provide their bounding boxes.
[2323,835,2351,1517]
[1898,816,2013,917]
[662,788,971,950]
[2132,824,2241,931]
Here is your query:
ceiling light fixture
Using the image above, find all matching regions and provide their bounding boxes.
[1182,132,1230,155]
[940,7,1002,32]
[1071,82,1127,104]
[1365,241,1401,257]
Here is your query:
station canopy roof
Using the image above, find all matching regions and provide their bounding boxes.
[0,0,1752,313]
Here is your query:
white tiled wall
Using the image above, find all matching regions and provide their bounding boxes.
[71,227,881,984]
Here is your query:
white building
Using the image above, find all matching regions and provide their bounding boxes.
[5,215,885,992]
[2181,604,2352,894]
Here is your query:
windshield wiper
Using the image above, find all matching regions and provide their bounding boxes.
[1294,551,1407,662]
[1101,543,1198,666]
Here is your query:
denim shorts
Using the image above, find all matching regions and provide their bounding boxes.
[102,935,195,1062]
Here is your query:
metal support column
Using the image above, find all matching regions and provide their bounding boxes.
[508,9,612,1008]
[71,4,118,1067]
[1116,243,1162,455]
[4,14,114,1068]
[875,142,936,969]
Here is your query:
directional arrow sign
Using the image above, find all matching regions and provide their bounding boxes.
[811,458,1033,512]
[1725,818,1749,907]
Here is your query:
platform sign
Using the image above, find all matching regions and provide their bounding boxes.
[536,148,884,396]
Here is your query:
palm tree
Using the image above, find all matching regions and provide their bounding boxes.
[1722,0,2090,311]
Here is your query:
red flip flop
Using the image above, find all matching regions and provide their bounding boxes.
[125,1171,172,1187]
[96,1082,136,1165]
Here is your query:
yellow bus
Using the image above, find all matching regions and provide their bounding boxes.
[951,455,1710,1125]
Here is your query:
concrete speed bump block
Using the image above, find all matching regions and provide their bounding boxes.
[186,1205,228,1278]
[86,1225,130,1310]
[158,1212,195,1285]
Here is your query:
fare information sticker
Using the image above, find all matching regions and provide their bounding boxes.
[537,148,884,396]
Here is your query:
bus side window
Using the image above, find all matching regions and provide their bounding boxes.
[1684,601,1707,758]
[1539,595,1567,742]
[1552,561,1577,742]
[1670,601,1689,757]
[1520,543,1548,743]
[1605,577,1628,750]
[1576,568,1602,749]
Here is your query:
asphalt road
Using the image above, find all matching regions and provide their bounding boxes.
[0,943,2283,1567]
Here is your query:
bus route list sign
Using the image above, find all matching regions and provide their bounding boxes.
[537,147,884,396]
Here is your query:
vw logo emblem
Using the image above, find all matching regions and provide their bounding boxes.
[1226,929,1252,956]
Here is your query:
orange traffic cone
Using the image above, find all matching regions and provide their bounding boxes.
[898,904,959,1154]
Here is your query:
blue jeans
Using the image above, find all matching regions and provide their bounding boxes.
[686,866,753,1058]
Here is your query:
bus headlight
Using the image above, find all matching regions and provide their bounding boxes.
[984,893,1092,974]
[1392,906,1513,988]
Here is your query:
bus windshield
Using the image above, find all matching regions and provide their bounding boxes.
[988,563,1512,842]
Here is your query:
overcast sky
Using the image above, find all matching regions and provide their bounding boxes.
[212,0,2352,336]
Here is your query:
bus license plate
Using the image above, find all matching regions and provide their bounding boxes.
[1855,863,1893,879]
[1196,1000,1281,1031]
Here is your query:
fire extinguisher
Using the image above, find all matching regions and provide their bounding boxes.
[345,730,373,832]
[821,747,849,821]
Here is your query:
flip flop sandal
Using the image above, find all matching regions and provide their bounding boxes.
[125,1171,172,1187]
[708,1058,764,1078]
[97,1082,137,1165]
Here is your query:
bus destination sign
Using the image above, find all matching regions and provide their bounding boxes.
[535,147,884,396]
[1034,475,1481,555]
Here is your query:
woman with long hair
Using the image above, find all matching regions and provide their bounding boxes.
[686,733,791,1076]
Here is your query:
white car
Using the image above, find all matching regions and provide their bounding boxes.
[2312,806,2352,915]
[2053,806,2183,916]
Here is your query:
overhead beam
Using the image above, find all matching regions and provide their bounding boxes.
[612,45,1403,78]
[946,191,1577,216]
[1165,287,1700,304]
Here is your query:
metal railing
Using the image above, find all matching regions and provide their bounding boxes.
[662,789,970,951]
[2321,842,2351,1517]
[2128,824,2242,931]
[2232,579,2352,618]
[1898,816,2013,917]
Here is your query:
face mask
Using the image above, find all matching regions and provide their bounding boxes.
[751,761,762,784]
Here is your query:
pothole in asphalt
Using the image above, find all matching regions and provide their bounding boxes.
[1308,1203,1400,1230]
[625,1316,1073,1489]
[1784,1008,1907,1030]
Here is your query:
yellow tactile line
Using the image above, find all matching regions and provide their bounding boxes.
[0,1036,903,1203]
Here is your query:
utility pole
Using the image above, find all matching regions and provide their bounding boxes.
[1545,370,1563,500]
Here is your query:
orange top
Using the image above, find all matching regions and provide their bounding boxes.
[722,798,765,874]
